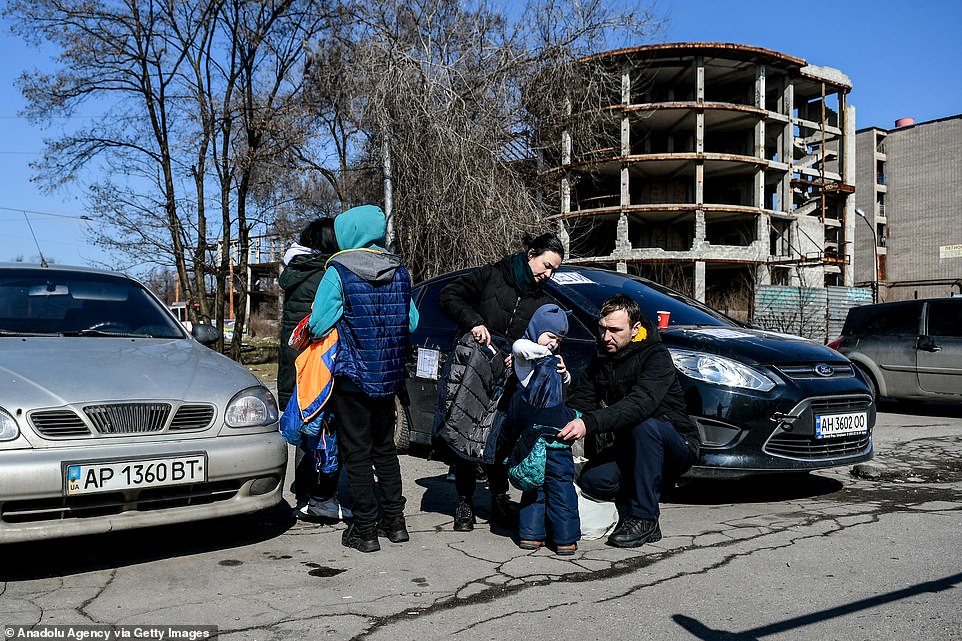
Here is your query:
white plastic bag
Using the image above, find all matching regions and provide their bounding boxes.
[575,484,619,540]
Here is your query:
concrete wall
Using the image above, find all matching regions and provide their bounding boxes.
[853,127,882,292]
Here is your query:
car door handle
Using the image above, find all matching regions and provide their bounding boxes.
[917,337,942,352]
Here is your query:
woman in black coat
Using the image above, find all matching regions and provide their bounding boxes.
[438,232,565,531]
[278,218,349,521]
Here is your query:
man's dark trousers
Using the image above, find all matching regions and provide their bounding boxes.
[578,417,695,520]
[330,386,405,530]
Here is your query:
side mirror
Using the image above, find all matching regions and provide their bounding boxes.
[191,323,220,345]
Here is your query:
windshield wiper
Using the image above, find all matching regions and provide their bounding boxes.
[0,329,61,337]
[61,329,152,338]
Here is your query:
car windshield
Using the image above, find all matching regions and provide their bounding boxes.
[547,267,734,328]
[0,269,186,338]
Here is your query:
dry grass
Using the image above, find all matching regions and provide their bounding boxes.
[236,338,279,384]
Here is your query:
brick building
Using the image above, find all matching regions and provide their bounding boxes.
[854,115,962,301]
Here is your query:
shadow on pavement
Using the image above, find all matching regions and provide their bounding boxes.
[0,501,296,582]
[665,472,844,506]
[672,571,962,640]
[414,473,517,538]
[415,472,458,518]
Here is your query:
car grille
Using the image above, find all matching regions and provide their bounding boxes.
[809,397,871,415]
[764,395,873,459]
[28,402,217,438]
[85,403,171,434]
[29,410,91,437]
[170,404,216,430]
[765,432,871,458]
[0,481,241,524]
[775,363,855,379]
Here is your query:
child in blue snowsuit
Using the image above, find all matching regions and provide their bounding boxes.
[504,304,581,555]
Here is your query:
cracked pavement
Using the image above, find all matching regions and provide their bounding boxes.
[2,405,961,641]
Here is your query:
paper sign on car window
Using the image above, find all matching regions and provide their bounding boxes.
[552,272,595,285]
[416,348,440,379]
[691,328,753,339]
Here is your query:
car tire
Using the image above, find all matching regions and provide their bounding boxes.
[855,364,878,401]
[394,397,411,455]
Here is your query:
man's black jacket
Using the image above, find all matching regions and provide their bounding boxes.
[567,329,700,455]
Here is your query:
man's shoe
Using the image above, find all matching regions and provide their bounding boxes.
[453,496,475,532]
[606,516,662,548]
[489,493,517,527]
[342,522,380,553]
[376,515,410,543]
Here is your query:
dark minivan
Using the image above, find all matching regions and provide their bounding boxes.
[834,298,962,403]
[399,266,875,478]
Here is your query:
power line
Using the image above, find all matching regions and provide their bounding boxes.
[0,205,91,220]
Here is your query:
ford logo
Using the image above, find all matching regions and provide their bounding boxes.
[814,364,835,377]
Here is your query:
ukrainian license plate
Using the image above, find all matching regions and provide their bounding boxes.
[65,454,207,495]
[815,412,868,439]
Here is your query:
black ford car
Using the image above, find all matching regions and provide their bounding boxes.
[397,266,874,478]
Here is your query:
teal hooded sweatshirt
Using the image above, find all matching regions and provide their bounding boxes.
[308,205,419,338]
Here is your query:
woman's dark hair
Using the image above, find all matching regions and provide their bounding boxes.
[299,218,337,255]
[522,232,565,260]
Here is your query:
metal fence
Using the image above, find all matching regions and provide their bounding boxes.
[753,285,873,343]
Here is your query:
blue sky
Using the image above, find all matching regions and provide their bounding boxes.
[1,0,960,268]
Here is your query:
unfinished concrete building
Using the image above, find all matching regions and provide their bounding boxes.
[854,115,962,301]
[547,43,856,314]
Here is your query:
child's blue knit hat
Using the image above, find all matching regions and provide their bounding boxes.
[524,304,568,342]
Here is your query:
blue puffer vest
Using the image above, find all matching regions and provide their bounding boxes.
[329,261,410,397]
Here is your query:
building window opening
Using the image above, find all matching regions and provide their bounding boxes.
[706,218,756,246]
[627,217,694,251]
[565,216,618,259]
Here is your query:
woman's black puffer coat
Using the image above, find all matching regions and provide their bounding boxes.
[435,253,556,463]
[277,252,330,409]
[438,253,555,342]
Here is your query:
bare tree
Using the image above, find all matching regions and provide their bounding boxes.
[7,0,333,357]
[8,0,662,357]
[300,0,660,280]
[6,0,206,309]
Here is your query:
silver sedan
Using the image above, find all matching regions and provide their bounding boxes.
[0,264,287,543]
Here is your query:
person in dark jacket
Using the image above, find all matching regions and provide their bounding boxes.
[278,218,351,523]
[278,219,337,408]
[309,205,419,553]
[438,232,564,532]
[558,294,700,549]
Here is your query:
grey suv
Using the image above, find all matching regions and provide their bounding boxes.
[834,298,962,402]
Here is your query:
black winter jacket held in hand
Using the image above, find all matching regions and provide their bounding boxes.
[433,332,508,464]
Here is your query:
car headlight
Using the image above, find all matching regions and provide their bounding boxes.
[0,407,20,441]
[669,348,776,392]
[225,386,279,427]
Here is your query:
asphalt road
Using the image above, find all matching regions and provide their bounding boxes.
[2,403,961,641]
